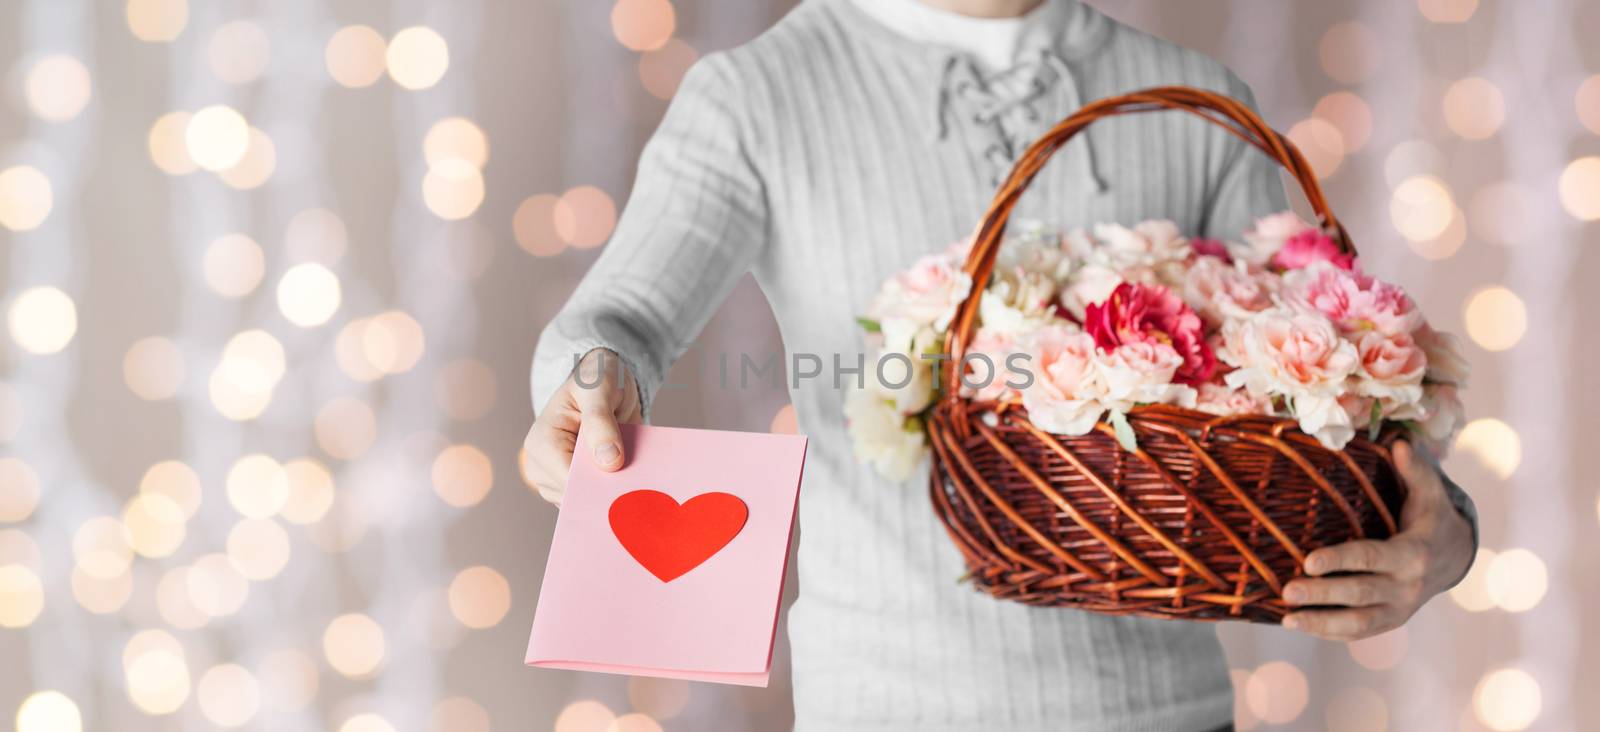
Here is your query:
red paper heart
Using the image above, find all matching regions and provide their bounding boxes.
[608,490,748,582]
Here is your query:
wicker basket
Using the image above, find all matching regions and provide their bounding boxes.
[929,86,1406,623]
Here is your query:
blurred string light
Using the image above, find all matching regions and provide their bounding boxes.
[0,165,54,231]
[334,312,427,382]
[422,158,485,220]
[14,691,83,732]
[0,563,45,628]
[8,286,77,354]
[196,663,261,728]
[1473,668,1541,731]
[188,553,249,618]
[72,517,131,578]
[611,0,676,52]
[1578,76,1600,135]
[1382,140,1441,188]
[226,517,291,580]
[280,458,335,524]
[386,26,449,90]
[1324,686,1387,732]
[148,111,198,175]
[1286,117,1344,179]
[1462,286,1527,352]
[447,565,510,629]
[0,457,41,522]
[513,194,566,256]
[25,54,92,121]
[323,612,386,678]
[1243,661,1309,726]
[186,105,251,171]
[1228,669,1257,731]
[627,677,691,720]
[555,700,617,732]
[126,0,187,42]
[209,329,286,420]
[1312,91,1372,152]
[70,562,132,614]
[123,493,186,558]
[227,454,289,519]
[326,25,389,88]
[1442,77,1505,140]
[276,262,342,327]
[124,336,186,400]
[431,444,493,507]
[424,117,489,169]
[140,460,202,518]
[1558,156,1600,221]
[1483,548,1548,613]
[122,629,192,714]
[203,233,265,298]
[554,185,618,249]
[1454,418,1522,479]
[340,713,397,732]
[1317,21,1380,84]
[639,39,698,99]
[1389,175,1455,242]
[218,128,277,189]
[1418,0,1478,23]
[208,20,270,85]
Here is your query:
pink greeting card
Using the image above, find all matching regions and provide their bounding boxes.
[525,423,807,687]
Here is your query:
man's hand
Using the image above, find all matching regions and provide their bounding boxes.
[523,348,643,507]
[1281,440,1474,640]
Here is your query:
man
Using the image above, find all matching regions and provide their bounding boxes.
[524,1,1476,729]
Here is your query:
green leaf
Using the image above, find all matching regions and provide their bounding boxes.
[1367,400,1384,441]
[855,316,881,333]
[1107,410,1139,453]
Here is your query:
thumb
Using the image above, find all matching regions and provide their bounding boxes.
[577,390,625,471]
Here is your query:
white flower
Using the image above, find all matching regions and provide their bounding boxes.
[872,319,941,415]
[1018,326,1107,436]
[1092,220,1191,268]
[844,386,928,481]
[1292,393,1357,449]
[978,266,1058,336]
[1058,263,1123,320]
[1414,323,1470,386]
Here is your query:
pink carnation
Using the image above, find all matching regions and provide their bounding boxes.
[1281,263,1422,336]
[1271,229,1357,271]
[1193,381,1272,417]
[1084,282,1216,386]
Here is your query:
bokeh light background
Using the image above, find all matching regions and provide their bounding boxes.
[1,0,1597,730]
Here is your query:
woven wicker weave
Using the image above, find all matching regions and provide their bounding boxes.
[929,86,1405,623]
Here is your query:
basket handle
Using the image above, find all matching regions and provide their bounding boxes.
[941,85,1355,401]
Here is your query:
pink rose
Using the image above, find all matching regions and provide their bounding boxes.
[1193,380,1272,417]
[1271,229,1357,271]
[1019,326,1107,435]
[1181,256,1275,325]
[1281,263,1422,336]
[1189,237,1234,263]
[867,253,973,330]
[1354,330,1426,405]
[1084,282,1216,386]
[1223,308,1360,398]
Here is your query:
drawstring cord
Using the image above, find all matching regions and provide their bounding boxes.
[934,50,1108,195]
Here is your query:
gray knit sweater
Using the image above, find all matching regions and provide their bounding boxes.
[535,1,1293,729]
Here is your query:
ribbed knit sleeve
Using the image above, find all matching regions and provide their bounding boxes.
[531,55,769,417]
[1198,77,1289,241]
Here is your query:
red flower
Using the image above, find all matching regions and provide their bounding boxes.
[1084,282,1216,385]
[1189,237,1233,263]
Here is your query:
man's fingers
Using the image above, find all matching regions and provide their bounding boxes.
[1283,575,1399,608]
[1305,538,1425,578]
[1283,606,1395,640]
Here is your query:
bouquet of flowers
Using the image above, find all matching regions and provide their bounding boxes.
[846,213,1468,481]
